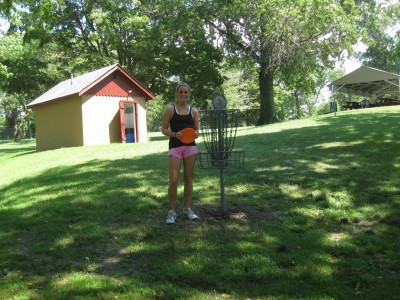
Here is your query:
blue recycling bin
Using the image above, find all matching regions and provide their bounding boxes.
[125,128,135,143]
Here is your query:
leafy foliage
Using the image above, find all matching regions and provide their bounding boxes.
[221,67,259,110]
[0,0,13,16]
[359,2,400,74]
[0,32,61,140]
[18,0,224,106]
[196,0,359,124]
[0,32,59,97]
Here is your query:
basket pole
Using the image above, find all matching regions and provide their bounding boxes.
[218,112,226,213]
[219,168,225,214]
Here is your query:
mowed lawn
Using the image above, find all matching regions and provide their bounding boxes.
[0,106,399,299]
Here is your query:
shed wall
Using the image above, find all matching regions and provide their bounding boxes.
[136,98,148,143]
[35,97,83,151]
[81,95,148,146]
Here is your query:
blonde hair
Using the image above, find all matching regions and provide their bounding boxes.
[175,82,191,92]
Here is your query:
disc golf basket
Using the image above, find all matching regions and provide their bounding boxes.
[197,100,245,213]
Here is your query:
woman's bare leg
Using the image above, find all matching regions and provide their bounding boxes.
[168,156,182,211]
[183,154,197,208]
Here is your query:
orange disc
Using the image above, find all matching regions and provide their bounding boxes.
[180,128,196,144]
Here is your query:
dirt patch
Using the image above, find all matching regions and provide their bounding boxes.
[16,231,36,254]
[181,204,279,223]
[96,239,148,276]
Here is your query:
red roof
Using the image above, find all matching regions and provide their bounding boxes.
[27,64,154,108]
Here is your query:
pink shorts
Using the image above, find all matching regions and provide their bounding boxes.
[168,146,198,159]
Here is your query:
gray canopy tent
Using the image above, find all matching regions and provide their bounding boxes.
[330,66,400,98]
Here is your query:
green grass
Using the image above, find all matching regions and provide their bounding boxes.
[1,106,399,299]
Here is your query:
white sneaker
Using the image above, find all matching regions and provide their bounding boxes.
[166,210,176,224]
[184,208,199,220]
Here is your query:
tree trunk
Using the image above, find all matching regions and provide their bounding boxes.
[294,90,301,119]
[257,66,277,125]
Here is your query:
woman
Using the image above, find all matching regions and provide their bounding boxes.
[161,83,200,224]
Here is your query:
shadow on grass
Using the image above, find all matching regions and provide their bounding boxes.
[148,135,169,142]
[0,110,399,298]
[0,139,37,157]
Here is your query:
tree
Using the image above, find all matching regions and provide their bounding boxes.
[0,32,60,140]
[197,0,359,125]
[19,0,224,106]
[0,0,13,16]
[359,2,400,74]
[221,66,259,110]
[0,64,11,87]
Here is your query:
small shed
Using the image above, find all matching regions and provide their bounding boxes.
[27,64,154,151]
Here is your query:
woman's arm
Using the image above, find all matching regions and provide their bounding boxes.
[161,106,176,138]
[192,107,200,139]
